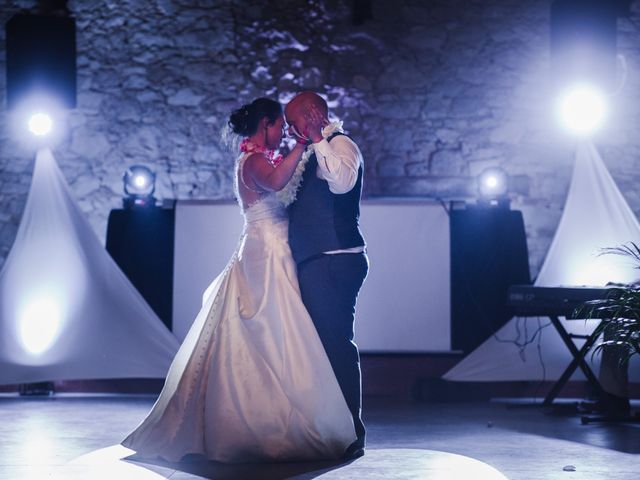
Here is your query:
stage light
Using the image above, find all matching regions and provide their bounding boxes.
[28,112,53,136]
[557,84,607,135]
[9,93,67,148]
[124,165,154,196]
[6,11,77,111]
[6,9,76,147]
[123,165,156,208]
[478,167,508,201]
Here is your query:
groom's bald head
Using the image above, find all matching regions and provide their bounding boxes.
[284,92,328,140]
[285,91,328,118]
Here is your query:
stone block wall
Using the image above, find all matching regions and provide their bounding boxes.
[1,0,640,279]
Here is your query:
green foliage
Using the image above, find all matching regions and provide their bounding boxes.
[573,242,640,363]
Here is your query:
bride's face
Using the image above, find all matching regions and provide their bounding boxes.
[265,115,285,150]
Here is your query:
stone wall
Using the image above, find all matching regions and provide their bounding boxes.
[1,0,640,278]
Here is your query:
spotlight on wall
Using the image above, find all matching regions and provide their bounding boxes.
[19,293,63,356]
[123,165,156,208]
[477,167,509,207]
[556,83,607,135]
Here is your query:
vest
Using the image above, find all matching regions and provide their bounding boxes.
[288,133,366,263]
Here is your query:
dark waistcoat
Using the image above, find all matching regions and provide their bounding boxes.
[288,133,366,264]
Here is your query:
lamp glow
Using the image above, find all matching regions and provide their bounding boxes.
[557,84,607,135]
[134,175,147,188]
[478,167,508,200]
[28,112,53,136]
[19,294,62,355]
[123,165,155,197]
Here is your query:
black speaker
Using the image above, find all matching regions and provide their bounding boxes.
[106,206,175,331]
[6,13,77,110]
[450,207,531,354]
[550,0,618,92]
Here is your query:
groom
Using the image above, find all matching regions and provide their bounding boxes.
[285,92,368,458]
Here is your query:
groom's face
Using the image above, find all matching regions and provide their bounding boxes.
[284,103,307,141]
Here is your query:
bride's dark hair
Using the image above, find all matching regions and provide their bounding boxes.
[228,98,282,137]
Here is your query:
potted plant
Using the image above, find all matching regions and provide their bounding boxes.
[577,242,640,362]
[573,244,640,418]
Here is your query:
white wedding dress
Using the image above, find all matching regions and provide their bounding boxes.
[122,153,355,463]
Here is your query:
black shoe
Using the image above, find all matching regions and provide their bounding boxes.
[342,446,365,460]
[342,439,365,460]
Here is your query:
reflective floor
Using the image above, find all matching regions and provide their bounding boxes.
[0,394,637,479]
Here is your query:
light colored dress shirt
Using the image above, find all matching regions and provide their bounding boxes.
[311,134,366,255]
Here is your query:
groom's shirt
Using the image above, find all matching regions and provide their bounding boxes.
[309,136,365,255]
[311,136,362,195]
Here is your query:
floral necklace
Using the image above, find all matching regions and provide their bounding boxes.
[276,120,344,207]
[239,138,284,167]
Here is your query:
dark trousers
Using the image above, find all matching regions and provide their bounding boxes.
[297,252,369,447]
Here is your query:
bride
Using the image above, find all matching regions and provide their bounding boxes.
[121,98,356,463]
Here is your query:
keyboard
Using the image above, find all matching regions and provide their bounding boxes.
[507,285,609,317]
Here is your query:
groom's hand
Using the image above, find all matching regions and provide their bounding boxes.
[303,104,328,144]
[288,124,311,145]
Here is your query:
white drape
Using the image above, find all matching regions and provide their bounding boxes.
[445,142,640,381]
[0,149,179,385]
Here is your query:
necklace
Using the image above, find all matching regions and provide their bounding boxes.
[239,138,284,167]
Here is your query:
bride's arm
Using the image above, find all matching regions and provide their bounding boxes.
[244,141,307,192]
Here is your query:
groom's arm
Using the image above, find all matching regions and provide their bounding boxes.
[312,136,362,194]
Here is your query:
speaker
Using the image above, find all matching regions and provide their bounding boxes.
[450,207,531,354]
[550,0,618,92]
[6,13,77,110]
[106,206,175,331]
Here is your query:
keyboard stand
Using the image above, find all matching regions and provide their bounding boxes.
[507,285,637,421]
[543,315,605,406]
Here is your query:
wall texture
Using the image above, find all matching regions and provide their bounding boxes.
[1,0,640,278]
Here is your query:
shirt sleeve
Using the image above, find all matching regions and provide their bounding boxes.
[312,135,363,194]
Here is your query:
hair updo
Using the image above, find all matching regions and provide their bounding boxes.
[228,98,282,137]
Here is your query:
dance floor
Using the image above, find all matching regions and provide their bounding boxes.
[0,394,638,479]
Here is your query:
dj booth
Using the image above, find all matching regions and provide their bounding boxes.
[106,200,530,354]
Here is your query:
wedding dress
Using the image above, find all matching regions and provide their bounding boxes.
[122,153,356,463]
